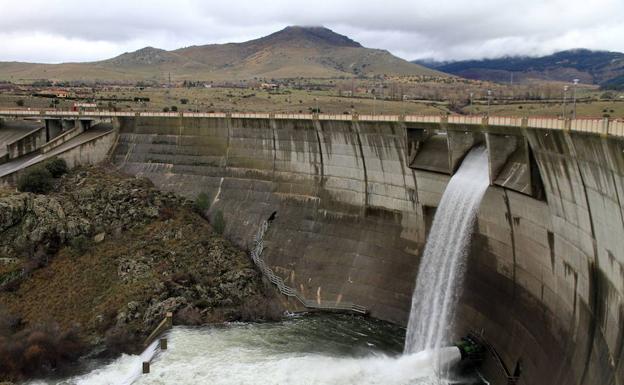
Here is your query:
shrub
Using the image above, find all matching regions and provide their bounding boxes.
[69,235,90,255]
[17,166,53,194]
[44,158,68,178]
[15,99,24,107]
[175,306,203,326]
[601,91,615,100]
[193,192,211,215]
[159,206,175,220]
[162,107,170,112]
[103,326,139,356]
[180,98,189,104]
[0,322,85,380]
[212,210,225,235]
[170,105,178,112]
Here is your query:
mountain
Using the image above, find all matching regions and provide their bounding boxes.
[0,26,442,82]
[415,49,624,89]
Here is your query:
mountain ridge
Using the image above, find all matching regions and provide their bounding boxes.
[414,49,624,89]
[0,26,442,82]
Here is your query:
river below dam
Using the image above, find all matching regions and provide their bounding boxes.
[29,314,483,385]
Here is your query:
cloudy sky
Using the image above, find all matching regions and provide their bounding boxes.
[2,0,624,63]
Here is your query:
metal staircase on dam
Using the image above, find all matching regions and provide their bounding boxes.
[250,220,368,314]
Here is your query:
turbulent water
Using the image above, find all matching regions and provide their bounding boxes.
[27,147,490,385]
[405,146,490,355]
[30,315,471,385]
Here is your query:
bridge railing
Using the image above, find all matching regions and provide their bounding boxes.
[527,117,566,130]
[250,220,367,314]
[611,120,624,136]
[488,116,523,127]
[274,113,314,120]
[357,114,401,122]
[404,115,442,123]
[570,118,605,134]
[2,109,624,138]
[448,115,483,125]
[317,113,352,121]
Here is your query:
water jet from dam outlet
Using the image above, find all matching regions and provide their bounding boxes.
[405,146,490,358]
[29,147,490,385]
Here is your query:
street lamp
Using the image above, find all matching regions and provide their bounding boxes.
[572,79,579,119]
[469,92,474,113]
[563,85,569,118]
[487,90,492,116]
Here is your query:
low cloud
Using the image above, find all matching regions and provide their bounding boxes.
[1,0,623,63]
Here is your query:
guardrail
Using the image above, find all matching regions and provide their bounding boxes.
[140,312,173,375]
[250,220,367,314]
[1,109,623,137]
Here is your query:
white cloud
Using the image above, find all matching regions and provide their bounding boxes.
[0,0,623,62]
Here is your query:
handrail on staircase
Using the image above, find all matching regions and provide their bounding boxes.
[250,220,367,315]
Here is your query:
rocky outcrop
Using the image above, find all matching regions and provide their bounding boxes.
[0,169,180,259]
[0,166,281,372]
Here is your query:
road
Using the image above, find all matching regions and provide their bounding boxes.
[0,124,112,178]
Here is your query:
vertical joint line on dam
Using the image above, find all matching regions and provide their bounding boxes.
[270,117,277,179]
[313,120,325,184]
[353,121,369,211]
[502,190,518,299]
[225,114,232,170]
[567,131,600,385]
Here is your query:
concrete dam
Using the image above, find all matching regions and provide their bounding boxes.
[105,113,624,385]
[4,110,619,384]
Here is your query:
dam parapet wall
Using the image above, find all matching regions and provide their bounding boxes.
[110,115,623,385]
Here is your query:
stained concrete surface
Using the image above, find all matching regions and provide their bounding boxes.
[107,116,623,385]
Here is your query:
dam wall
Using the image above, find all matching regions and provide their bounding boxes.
[111,115,623,385]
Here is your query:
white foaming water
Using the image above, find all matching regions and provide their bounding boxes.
[29,340,159,385]
[132,327,460,385]
[30,317,468,385]
[405,146,490,356]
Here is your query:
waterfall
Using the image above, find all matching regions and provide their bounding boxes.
[404,146,490,356]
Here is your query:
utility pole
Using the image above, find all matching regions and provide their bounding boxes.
[562,85,569,118]
[487,90,492,116]
[373,94,376,115]
[572,79,579,119]
[469,92,474,113]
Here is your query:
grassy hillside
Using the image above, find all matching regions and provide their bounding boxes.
[0,26,443,82]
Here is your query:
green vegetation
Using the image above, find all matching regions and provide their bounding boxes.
[212,210,225,235]
[69,235,91,255]
[15,99,24,107]
[44,158,68,178]
[16,158,68,194]
[193,192,211,215]
[17,166,54,194]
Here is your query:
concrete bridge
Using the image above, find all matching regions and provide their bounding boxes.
[2,110,624,385]
[1,108,623,135]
